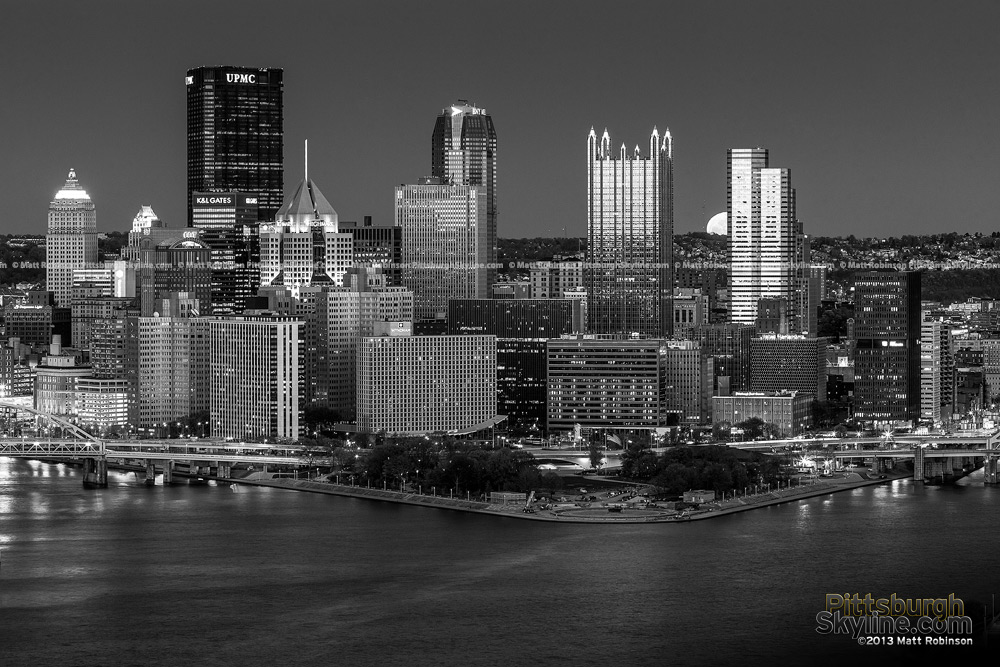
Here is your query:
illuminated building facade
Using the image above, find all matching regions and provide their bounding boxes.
[727,149,808,330]
[210,315,302,440]
[260,173,353,298]
[191,192,261,315]
[546,335,669,432]
[431,101,497,289]
[138,297,210,431]
[585,128,673,337]
[312,271,414,420]
[46,170,98,307]
[395,178,488,319]
[357,333,497,435]
[186,66,283,224]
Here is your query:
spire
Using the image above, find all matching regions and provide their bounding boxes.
[275,145,338,228]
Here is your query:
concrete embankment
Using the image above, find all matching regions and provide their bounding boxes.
[682,471,911,521]
[230,471,911,524]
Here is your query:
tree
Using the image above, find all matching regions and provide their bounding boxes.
[712,421,732,442]
[588,440,603,471]
[736,417,766,441]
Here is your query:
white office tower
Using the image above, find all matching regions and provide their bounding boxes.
[210,314,302,440]
[920,319,942,425]
[313,269,414,420]
[260,154,352,298]
[138,294,210,431]
[357,333,497,435]
[47,169,97,307]
[728,149,807,331]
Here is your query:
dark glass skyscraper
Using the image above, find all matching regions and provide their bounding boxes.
[186,66,283,224]
[852,271,922,426]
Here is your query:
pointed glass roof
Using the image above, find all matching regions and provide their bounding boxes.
[275,178,338,227]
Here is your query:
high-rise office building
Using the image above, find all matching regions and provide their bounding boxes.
[662,340,714,425]
[339,218,402,286]
[312,270,414,420]
[210,314,302,440]
[547,335,670,432]
[191,192,261,315]
[852,271,921,425]
[138,294,210,431]
[186,66,283,224]
[920,318,942,424]
[431,101,497,288]
[727,149,808,330]
[3,291,71,348]
[137,236,213,317]
[47,170,97,307]
[357,332,497,435]
[260,172,353,298]
[691,323,756,394]
[750,334,827,401]
[585,128,673,337]
[448,298,582,436]
[396,177,488,319]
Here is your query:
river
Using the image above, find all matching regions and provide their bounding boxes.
[2,458,999,666]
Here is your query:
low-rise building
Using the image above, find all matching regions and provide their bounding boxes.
[711,391,813,437]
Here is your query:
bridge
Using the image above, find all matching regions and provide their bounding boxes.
[731,430,1000,484]
[0,401,328,487]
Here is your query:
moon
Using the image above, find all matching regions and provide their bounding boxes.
[706,211,727,235]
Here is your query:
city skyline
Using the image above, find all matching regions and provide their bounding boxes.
[3,1,999,239]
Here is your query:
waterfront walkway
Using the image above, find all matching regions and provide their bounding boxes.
[232,470,911,524]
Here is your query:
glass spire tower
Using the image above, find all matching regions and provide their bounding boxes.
[585,127,673,337]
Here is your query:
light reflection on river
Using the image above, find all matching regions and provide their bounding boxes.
[1,458,998,666]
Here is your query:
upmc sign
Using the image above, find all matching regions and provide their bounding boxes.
[226,73,256,84]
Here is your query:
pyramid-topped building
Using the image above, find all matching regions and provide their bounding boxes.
[274,178,338,230]
[260,147,352,295]
[47,169,98,307]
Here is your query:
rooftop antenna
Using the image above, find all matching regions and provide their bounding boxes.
[305,139,309,182]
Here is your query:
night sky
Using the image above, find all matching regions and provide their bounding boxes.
[2,0,998,239]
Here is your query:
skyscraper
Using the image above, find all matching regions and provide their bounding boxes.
[189,192,261,316]
[585,128,673,337]
[313,270,414,420]
[431,101,497,285]
[852,271,921,425]
[259,166,353,298]
[357,332,497,435]
[727,148,808,330]
[47,170,97,307]
[396,177,488,319]
[210,314,302,440]
[186,66,283,224]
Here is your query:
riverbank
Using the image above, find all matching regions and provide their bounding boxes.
[230,469,912,524]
